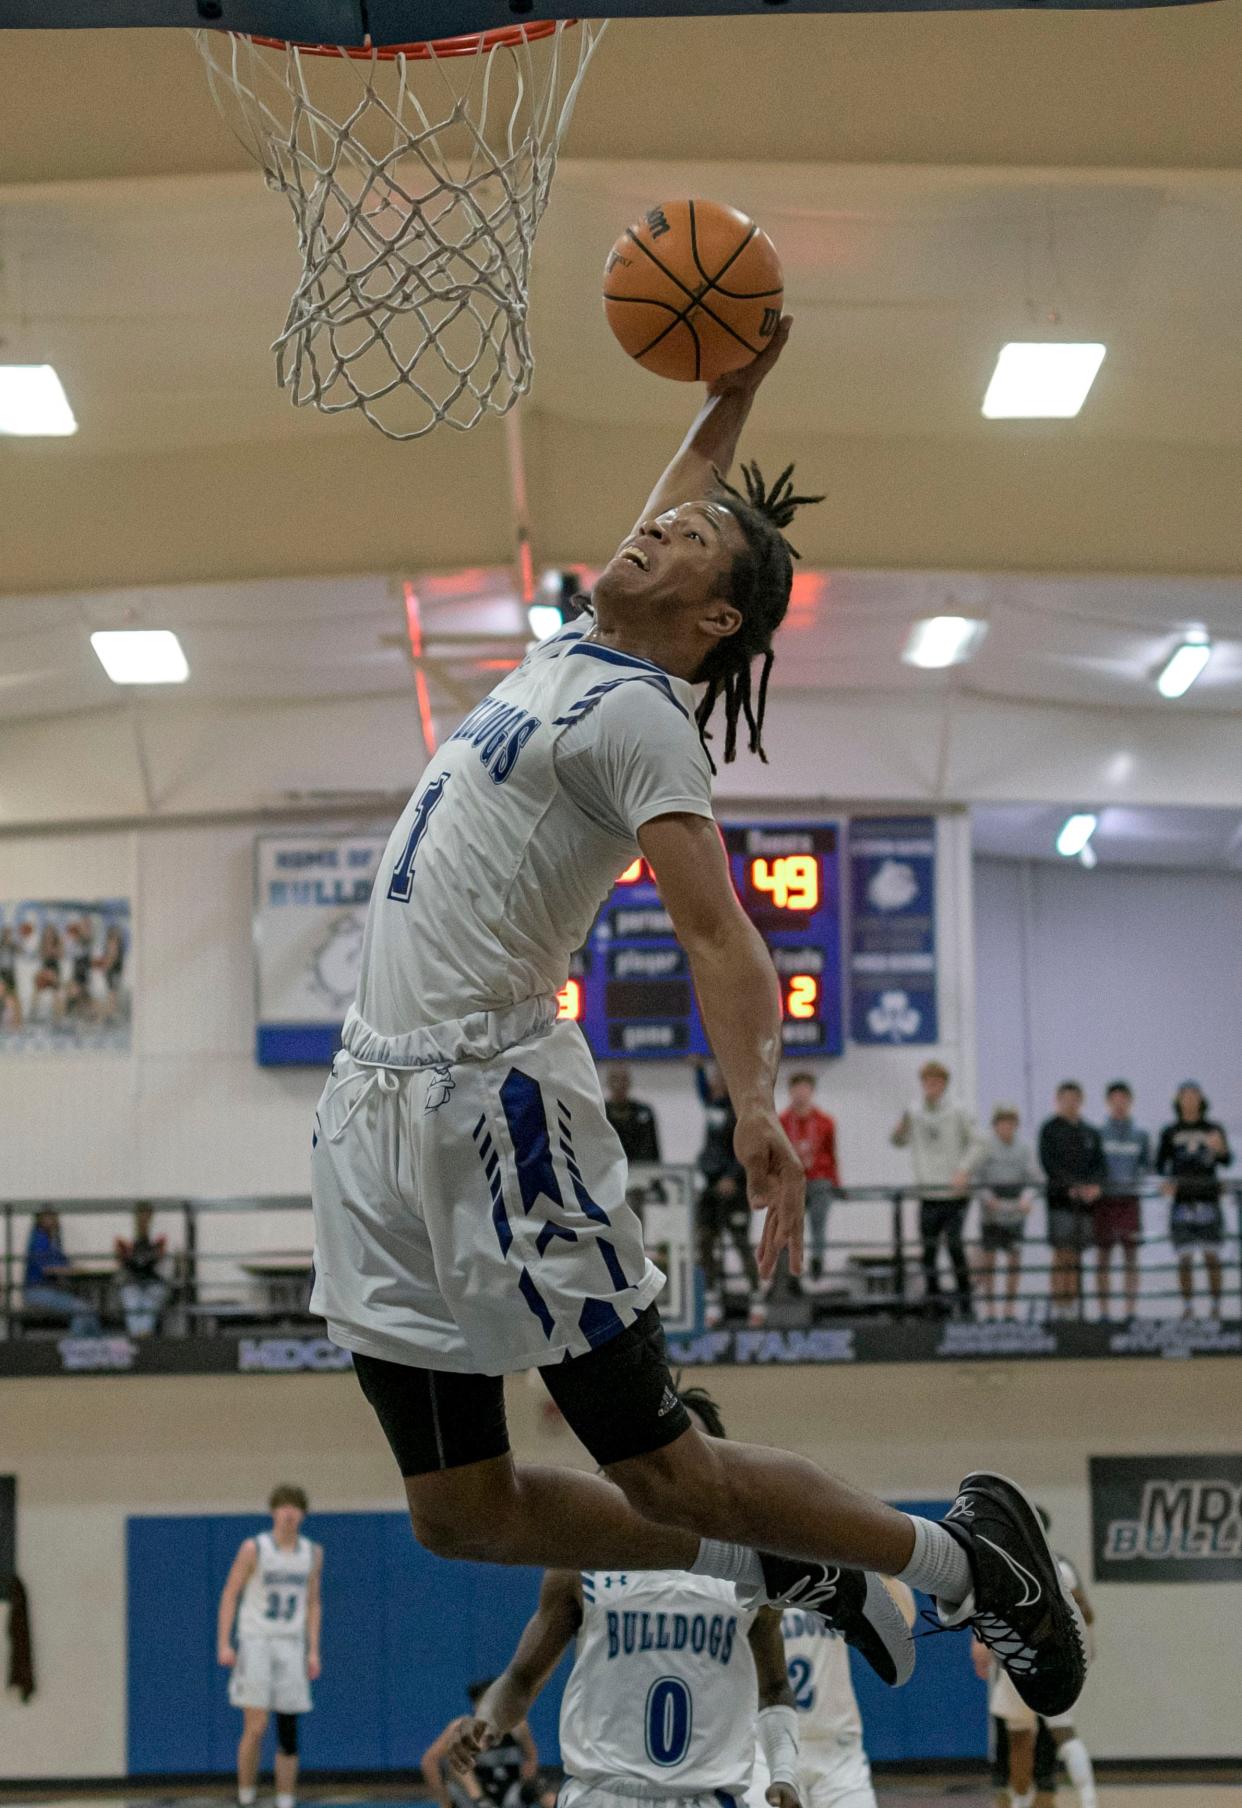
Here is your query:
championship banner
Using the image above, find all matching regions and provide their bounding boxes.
[1090,1454,1242,1583]
[0,898,132,1054]
[847,816,938,1045]
[254,836,385,1065]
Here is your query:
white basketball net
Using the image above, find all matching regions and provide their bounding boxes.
[195,22,605,440]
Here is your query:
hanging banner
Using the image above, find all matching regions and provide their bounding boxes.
[847,816,937,1045]
[1090,1454,1242,1583]
[254,836,385,1065]
[0,899,132,1054]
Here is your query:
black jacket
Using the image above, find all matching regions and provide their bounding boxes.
[1156,1117,1232,1204]
[605,1098,662,1165]
[1038,1115,1106,1210]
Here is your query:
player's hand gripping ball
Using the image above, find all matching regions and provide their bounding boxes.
[603,198,784,383]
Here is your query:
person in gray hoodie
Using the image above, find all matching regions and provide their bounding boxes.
[891,1060,980,1317]
[971,1106,1042,1321]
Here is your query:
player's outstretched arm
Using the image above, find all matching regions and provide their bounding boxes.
[640,812,804,1278]
[748,1609,800,1808]
[440,1571,583,1775]
[306,1544,323,1681]
[216,1538,257,1666]
[625,317,792,540]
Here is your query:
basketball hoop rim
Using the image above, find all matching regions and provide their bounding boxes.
[234,19,574,59]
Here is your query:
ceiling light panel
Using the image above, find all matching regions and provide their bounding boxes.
[0,364,78,436]
[1156,633,1212,699]
[902,616,988,670]
[982,343,1106,420]
[91,630,189,685]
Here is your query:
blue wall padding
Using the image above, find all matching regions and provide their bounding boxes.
[126,1501,984,1774]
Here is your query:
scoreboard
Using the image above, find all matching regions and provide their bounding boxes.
[560,822,843,1061]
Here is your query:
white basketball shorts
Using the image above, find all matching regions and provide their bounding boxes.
[228,1637,312,1714]
[310,1010,664,1376]
[749,1745,876,1808]
[990,1666,1075,1731]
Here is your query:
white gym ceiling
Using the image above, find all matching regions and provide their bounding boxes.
[3,7,1242,819]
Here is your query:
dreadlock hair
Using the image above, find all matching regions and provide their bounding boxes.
[695,460,824,770]
[675,1377,728,1440]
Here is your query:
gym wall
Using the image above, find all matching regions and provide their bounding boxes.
[0,1357,1238,1780]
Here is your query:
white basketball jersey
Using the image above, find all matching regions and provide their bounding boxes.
[559,1571,759,1796]
[778,1608,862,1751]
[237,1532,314,1643]
[353,626,703,1035]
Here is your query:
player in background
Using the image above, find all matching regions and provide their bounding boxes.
[976,1506,1097,1808]
[748,1579,914,1808]
[423,1678,545,1808]
[217,1485,322,1808]
[437,1388,802,1808]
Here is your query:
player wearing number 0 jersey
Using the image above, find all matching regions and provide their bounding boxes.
[748,1584,915,1808]
[217,1486,323,1808]
[441,1392,803,1808]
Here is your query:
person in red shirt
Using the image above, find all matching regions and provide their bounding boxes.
[779,1072,840,1283]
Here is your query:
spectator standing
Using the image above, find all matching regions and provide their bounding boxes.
[694,1059,761,1326]
[970,1106,1041,1322]
[891,1060,978,1318]
[1095,1082,1150,1322]
[1156,1082,1232,1320]
[778,1071,839,1284]
[603,1065,662,1164]
[23,1210,101,1334]
[114,1204,170,1336]
[1038,1083,1106,1320]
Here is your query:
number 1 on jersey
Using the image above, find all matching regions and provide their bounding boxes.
[387,773,450,902]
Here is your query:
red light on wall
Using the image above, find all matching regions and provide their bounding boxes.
[556,979,582,1021]
[785,975,819,1020]
[750,854,819,911]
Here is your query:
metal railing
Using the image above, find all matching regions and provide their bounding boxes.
[2,1180,1239,1338]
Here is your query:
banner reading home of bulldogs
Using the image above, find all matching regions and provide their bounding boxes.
[254,836,385,1065]
[1090,1454,1242,1583]
[848,816,937,1045]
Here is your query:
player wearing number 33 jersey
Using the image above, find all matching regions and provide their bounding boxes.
[218,1486,323,1808]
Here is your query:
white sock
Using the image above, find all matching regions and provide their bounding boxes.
[276,1795,295,1808]
[238,1790,257,1806]
[1010,1792,1035,1808]
[896,1514,972,1607]
[690,1539,765,1591]
[1061,1736,1097,1807]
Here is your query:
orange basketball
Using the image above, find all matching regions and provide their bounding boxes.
[603,198,784,383]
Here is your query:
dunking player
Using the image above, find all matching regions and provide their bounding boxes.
[217,1485,322,1808]
[433,1389,803,1808]
[309,316,1086,1718]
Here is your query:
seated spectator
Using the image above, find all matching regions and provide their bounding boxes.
[1096,1081,1150,1322]
[1156,1082,1232,1321]
[114,1204,169,1337]
[23,1209,101,1335]
[1038,1082,1105,1320]
[778,1071,839,1284]
[603,1065,662,1164]
[971,1105,1040,1321]
[891,1060,978,1318]
[694,1059,760,1327]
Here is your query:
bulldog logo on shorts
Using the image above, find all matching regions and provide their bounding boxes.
[425,1065,455,1113]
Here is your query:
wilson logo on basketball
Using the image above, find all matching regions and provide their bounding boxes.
[645,207,672,237]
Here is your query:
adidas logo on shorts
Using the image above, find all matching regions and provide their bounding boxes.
[657,1386,680,1417]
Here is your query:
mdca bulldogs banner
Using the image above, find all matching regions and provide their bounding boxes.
[1090,1454,1242,1582]
[848,817,937,1045]
[254,836,385,1065]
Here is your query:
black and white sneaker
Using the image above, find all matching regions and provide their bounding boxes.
[939,1472,1088,1717]
[751,1556,915,1687]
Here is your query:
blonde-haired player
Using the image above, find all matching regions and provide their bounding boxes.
[747,1581,915,1808]
[217,1484,323,1808]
